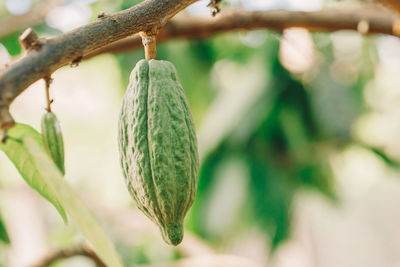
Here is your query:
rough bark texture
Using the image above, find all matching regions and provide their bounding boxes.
[1,1,400,128]
[380,0,400,13]
[87,8,398,58]
[0,0,197,128]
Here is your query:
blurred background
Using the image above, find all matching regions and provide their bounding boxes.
[2,0,400,266]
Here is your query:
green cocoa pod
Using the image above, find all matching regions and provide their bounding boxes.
[41,111,65,175]
[118,59,199,246]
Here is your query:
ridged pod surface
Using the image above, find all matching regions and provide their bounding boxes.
[41,112,65,175]
[118,59,199,245]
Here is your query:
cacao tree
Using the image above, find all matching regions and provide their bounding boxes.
[0,0,399,266]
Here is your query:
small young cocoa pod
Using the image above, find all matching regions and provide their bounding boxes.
[41,111,65,175]
[118,59,199,246]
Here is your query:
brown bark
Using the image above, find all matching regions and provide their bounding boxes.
[0,4,399,129]
[31,246,106,267]
[379,0,400,13]
[87,8,398,58]
[0,0,59,39]
[0,0,197,129]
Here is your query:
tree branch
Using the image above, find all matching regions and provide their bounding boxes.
[31,246,106,267]
[0,0,60,39]
[87,8,399,58]
[379,0,400,13]
[0,6,398,129]
[0,0,197,129]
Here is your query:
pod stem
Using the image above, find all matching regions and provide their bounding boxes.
[44,75,53,112]
[1,129,7,143]
[140,32,157,60]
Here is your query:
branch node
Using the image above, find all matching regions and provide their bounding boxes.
[140,31,158,60]
[19,28,40,51]
[393,19,400,36]
[207,0,222,16]
[357,19,370,35]
[0,63,9,73]
[96,12,108,20]
[96,12,119,24]
[70,55,83,67]
[0,104,15,130]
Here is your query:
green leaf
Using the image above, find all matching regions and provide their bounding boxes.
[6,123,43,143]
[0,124,67,223]
[0,213,10,244]
[23,136,124,267]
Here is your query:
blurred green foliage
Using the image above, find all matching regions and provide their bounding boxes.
[0,0,394,264]
[0,213,9,244]
[1,32,21,56]
[183,36,338,248]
